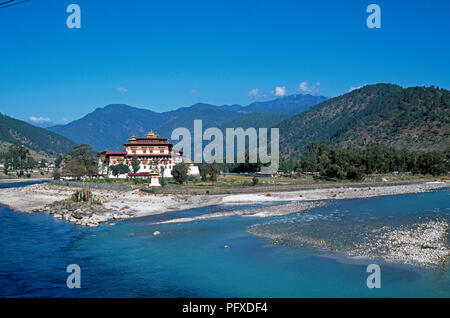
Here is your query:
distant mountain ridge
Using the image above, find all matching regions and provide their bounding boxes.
[278,84,450,157]
[0,113,76,157]
[220,94,327,115]
[47,94,326,151]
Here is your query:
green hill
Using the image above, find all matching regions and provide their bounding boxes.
[278,84,450,157]
[0,113,76,157]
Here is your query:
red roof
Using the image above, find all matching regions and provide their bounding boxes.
[127,172,156,176]
[135,137,167,141]
[126,154,172,157]
[124,141,172,146]
[104,151,127,156]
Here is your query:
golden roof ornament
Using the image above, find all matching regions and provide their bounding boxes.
[146,131,158,138]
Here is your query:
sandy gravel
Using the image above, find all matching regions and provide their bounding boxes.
[0,181,448,223]
[0,183,223,216]
[220,181,449,204]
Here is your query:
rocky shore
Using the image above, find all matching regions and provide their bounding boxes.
[0,181,448,227]
[249,217,449,269]
[0,183,223,226]
[350,219,449,268]
[41,200,134,227]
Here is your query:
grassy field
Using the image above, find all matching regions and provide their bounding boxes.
[45,173,449,195]
[137,173,448,195]
[0,170,53,180]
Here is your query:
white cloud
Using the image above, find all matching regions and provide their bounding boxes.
[272,86,287,97]
[190,89,199,95]
[29,116,51,123]
[117,87,128,93]
[298,81,321,95]
[248,88,262,99]
[299,81,309,93]
[62,117,69,122]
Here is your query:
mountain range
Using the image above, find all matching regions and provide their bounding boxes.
[1,84,448,159]
[47,94,326,151]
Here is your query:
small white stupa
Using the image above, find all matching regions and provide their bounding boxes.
[149,172,161,187]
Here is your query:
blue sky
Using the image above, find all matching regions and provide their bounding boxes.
[1,0,449,125]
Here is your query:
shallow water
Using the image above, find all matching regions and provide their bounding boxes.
[0,180,49,189]
[0,182,449,297]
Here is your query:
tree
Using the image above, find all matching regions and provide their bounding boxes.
[199,164,209,181]
[5,145,30,170]
[159,166,166,186]
[25,157,36,170]
[131,155,140,173]
[229,152,262,173]
[199,163,221,182]
[52,169,61,180]
[39,159,48,168]
[172,163,188,184]
[325,164,345,179]
[64,160,87,179]
[209,163,220,182]
[346,166,365,180]
[110,164,129,178]
[299,141,331,173]
[64,144,98,176]
[55,155,63,168]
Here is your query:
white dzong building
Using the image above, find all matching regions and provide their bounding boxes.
[98,131,198,178]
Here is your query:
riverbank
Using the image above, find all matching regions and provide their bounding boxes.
[0,181,448,227]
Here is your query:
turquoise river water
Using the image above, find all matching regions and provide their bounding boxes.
[0,181,448,297]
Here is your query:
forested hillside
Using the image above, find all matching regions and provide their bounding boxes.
[0,113,75,157]
[279,84,449,157]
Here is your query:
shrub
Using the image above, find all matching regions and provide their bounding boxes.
[172,163,188,184]
[103,176,112,183]
[242,180,252,187]
[53,170,61,180]
[187,175,200,183]
[346,166,365,181]
[132,178,147,185]
[325,164,345,179]
[252,176,259,186]
[70,189,91,202]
